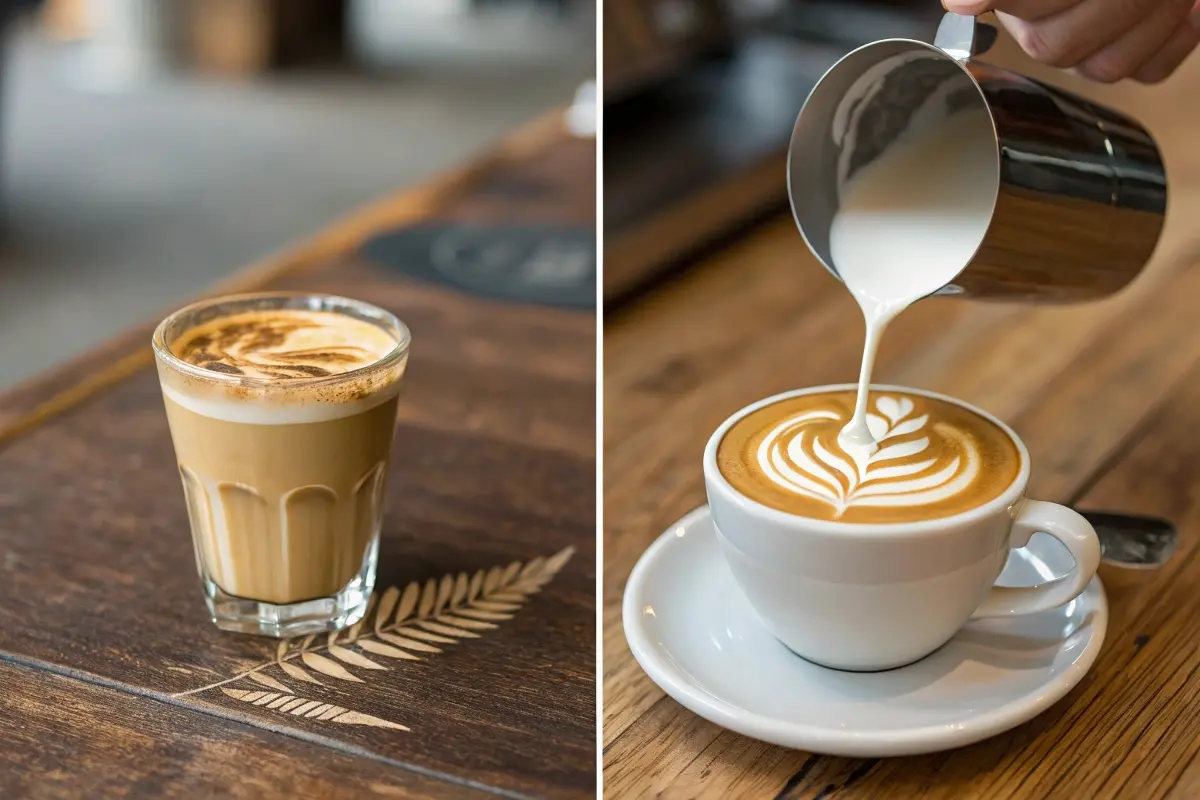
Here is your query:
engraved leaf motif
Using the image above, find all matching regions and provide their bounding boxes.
[378,631,442,653]
[519,557,546,581]
[483,567,502,594]
[417,620,481,639]
[279,661,323,685]
[437,614,497,631]
[544,547,574,575]
[472,601,523,612]
[176,546,576,735]
[374,586,400,634]
[393,583,419,625]
[418,579,437,618]
[435,575,453,615]
[247,671,291,692]
[487,592,530,603]
[398,626,455,644]
[302,652,364,683]
[357,639,421,660]
[221,689,407,731]
[328,644,388,671]
[455,608,514,622]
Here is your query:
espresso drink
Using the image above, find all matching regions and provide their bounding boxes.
[154,297,408,634]
[828,109,998,450]
[717,389,1019,523]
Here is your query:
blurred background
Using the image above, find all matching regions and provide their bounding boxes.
[0,0,594,388]
[603,0,945,304]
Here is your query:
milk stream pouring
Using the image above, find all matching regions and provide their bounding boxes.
[788,13,1167,450]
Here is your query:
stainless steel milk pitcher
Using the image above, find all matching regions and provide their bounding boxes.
[788,13,1167,302]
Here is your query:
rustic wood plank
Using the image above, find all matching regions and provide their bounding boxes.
[0,660,485,799]
[604,29,1200,799]
[0,113,596,798]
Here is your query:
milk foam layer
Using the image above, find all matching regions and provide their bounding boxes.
[159,380,403,425]
[717,390,1020,523]
[173,309,396,379]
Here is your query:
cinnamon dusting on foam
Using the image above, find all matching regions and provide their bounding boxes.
[160,309,405,424]
[172,309,395,379]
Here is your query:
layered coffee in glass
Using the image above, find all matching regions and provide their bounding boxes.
[152,292,410,637]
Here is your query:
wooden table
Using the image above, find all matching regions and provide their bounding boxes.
[604,36,1200,799]
[0,112,596,799]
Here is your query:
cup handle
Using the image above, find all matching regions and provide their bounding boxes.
[971,500,1102,618]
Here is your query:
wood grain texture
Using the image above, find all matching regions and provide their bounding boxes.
[0,660,483,800]
[604,32,1200,800]
[0,112,596,798]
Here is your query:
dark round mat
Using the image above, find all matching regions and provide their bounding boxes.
[359,222,595,310]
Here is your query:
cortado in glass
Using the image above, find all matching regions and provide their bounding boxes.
[152,292,410,637]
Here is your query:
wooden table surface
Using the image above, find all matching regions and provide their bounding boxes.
[0,112,597,799]
[603,36,1200,799]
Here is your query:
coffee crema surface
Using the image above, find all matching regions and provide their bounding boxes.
[172,309,396,379]
[717,390,1020,523]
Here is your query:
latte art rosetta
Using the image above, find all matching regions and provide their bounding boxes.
[717,390,1021,524]
[758,396,978,518]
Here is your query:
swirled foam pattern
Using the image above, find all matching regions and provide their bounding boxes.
[717,391,1020,523]
[172,309,396,379]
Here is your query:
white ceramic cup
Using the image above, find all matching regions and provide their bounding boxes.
[703,384,1102,672]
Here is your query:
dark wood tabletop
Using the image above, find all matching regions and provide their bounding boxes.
[603,35,1200,799]
[0,111,597,800]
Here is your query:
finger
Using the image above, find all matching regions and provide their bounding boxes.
[1132,18,1200,82]
[1077,0,1193,81]
[964,0,1082,21]
[1000,0,1180,68]
[942,0,1001,16]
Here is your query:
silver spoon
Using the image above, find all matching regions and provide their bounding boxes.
[1080,511,1179,568]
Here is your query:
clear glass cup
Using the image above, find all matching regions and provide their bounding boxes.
[152,292,410,637]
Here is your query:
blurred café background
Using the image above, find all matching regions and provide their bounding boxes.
[604,0,944,304]
[0,0,594,388]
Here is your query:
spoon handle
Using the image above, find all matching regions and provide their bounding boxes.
[1079,510,1179,568]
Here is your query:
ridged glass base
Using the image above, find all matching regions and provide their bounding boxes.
[201,541,378,638]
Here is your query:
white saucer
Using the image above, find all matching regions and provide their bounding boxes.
[623,506,1108,757]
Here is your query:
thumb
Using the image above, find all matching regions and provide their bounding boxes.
[942,0,996,14]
